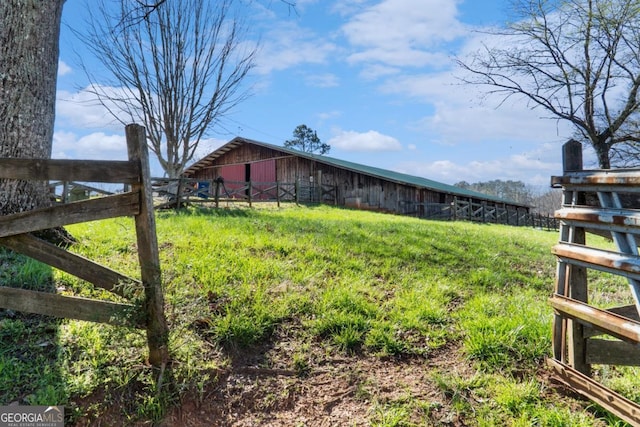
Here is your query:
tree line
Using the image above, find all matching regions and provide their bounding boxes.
[455,180,562,215]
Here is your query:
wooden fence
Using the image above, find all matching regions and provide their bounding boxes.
[404,200,558,230]
[49,181,115,203]
[548,140,640,424]
[0,124,168,369]
[51,177,557,231]
[151,177,337,208]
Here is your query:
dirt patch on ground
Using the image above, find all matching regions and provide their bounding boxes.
[70,325,588,427]
[158,341,473,427]
[141,312,479,427]
[70,341,473,426]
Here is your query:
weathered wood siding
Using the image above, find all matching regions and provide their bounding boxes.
[186,142,526,215]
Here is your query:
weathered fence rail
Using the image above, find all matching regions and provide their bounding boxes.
[548,140,640,424]
[0,124,168,368]
[402,200,558,230]
[150,178,556,230]
[49,181,115,203]
[151,177,337,208]
[53,176,555,231]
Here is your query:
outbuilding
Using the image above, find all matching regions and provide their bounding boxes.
[182,137,530,222]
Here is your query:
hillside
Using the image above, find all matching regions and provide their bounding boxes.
[0,204,632,426]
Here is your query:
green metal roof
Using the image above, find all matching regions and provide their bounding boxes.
[184,137,530,208]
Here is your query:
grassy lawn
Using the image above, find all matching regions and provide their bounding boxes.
[0,204,634,425]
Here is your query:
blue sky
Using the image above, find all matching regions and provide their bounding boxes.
[54,0,577,189]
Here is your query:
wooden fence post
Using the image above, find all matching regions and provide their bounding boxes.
[452,197,457,221]
[62,181,69,204]
[214,178,221,209]
[125,124,169,370]
[562,139,590,375]
[176,178,183,210]
[563,139,583,172]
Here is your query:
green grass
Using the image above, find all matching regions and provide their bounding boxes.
[0,204,634,425]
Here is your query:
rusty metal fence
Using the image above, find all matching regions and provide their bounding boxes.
[547,140,640,424]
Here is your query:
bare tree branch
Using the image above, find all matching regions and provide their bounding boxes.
[124,0,297,25]
[79,0,258,178]
[457,0,640,168]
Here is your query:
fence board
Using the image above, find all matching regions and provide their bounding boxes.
[552,243,640,281]
[0,192,140,238]
[606,304,640,320]
[0,286,143,328]
[556,207,640,228]
[0,233,139,297]
[0,159,140,183]
[586,339,640,366]
[552,169,640,187]
[547,358,640,425]
[583,305,640,339]
[550,295,640,344]
[556,207,640,242]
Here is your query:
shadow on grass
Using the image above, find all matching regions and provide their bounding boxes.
[0,247,67,411]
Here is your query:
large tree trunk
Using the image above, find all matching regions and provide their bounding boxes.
[0,0,64,215]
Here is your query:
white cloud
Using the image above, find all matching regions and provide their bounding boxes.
[53,131,128,160]
[58,60,72,77]
[394,147,563,187]
[329,130,402,152]
[394,159,462,182]
[305,73,340,88]
[394,154,562,186]
[349,49,452,68]
[51,131,76,159]
[331,0,369,16]
[254,23,338,75]
[317,110,342,121]
[56,85,140,131]
[358,64,402,80]
[295,0,320,9]
[380,67,574,147]
[341,0,466,69]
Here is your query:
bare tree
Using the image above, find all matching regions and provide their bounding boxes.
[531,188,562,214]
[80,0,257,178]
[457,0,640,169]
[0,0,292,213]
[454,179,534,205]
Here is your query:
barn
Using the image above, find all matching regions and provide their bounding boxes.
[182,137,530,221]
